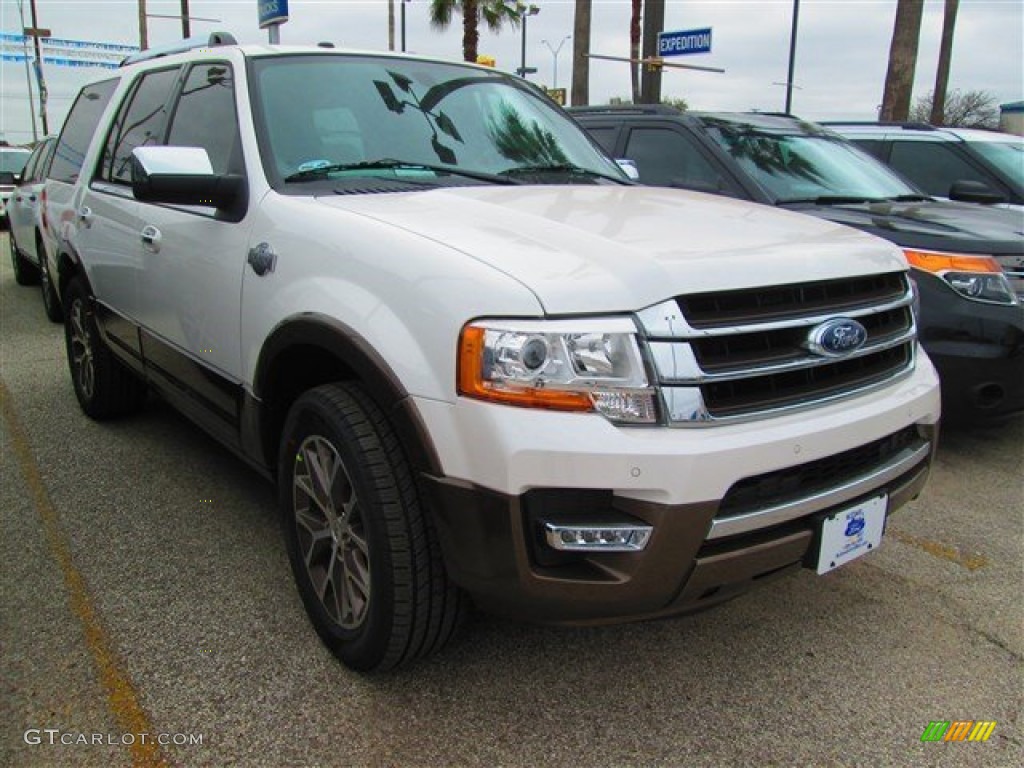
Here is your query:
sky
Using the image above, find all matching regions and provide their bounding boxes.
[1,0,1022,145]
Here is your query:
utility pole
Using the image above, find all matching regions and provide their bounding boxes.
[181,0,191,38]
[27,0,49,134]
[784,0,800,114]
[640,0,665,104]
[138,0,149,50]
[15,0,38,142]
[388,0,395,51]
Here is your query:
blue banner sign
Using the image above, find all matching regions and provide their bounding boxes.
[658,28,712,57]
[258,0,290,29]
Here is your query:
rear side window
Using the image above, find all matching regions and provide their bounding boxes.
[97,67,181,185]
[166,63,241,174]
[49,79,118,184]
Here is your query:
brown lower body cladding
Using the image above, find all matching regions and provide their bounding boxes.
[423,424,937,625]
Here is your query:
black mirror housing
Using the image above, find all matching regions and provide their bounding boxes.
[948,179,1005,205]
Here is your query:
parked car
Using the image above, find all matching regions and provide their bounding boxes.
[824,122,1024,208]
[45,35,940,671]
[1,142,33,229]
[8,136,61,320]
[571,106,1024,425]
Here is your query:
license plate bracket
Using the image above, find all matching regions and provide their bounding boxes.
[816,495,887,575]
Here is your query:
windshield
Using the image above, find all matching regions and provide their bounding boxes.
[0,149,31,174]
[250,54,623,186]
[703,120,918,203]
[969,139,1024,186]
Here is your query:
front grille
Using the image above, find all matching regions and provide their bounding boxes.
[638,272,916,424]
[679,272,907,328]
[717,426,922,518]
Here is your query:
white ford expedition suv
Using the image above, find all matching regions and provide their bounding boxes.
[45,35,941,671]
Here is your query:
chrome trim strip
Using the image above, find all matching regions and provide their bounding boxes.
[649,332,915,384]
[707,441,932,540]
[661,352,916,427]
[637,288,914,339]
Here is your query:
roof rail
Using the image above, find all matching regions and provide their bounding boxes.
[120,32,238,67]
[821,120,937,131]
[567,104,682,116]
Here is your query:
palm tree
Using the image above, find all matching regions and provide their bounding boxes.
[429,0,522,64]
[571,0,591,106]
[930,0,960,125]
[630,0,642,103]
[880,0,924,122]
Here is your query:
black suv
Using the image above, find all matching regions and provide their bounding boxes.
[571,107,1024,424]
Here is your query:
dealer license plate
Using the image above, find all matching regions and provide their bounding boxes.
[816,495,887,575]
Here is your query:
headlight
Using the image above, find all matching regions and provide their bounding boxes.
[905,249,1018,306]
[458,318,658,424]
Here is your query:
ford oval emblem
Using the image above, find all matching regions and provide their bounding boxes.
[807,318,868,357]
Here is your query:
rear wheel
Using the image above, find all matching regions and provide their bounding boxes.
[63,276,146,419]
[39,236,63,322]
[278,382,465,671]
[9,230,39,286]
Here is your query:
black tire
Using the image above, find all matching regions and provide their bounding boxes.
[9,230,39,286]
[63,276,146,419]
[278,382,466,672]
[39,236,63,322]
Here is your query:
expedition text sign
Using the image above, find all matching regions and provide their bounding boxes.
[658,28,712,57]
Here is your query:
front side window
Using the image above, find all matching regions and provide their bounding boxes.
[250,54,624,187]
[167,63,241,174]
[625,126,732,192]
[963,140,1023,187]
[49,78,118,184]
[889,141,988,197]
[98,67,180,185]
[705,119,917,203]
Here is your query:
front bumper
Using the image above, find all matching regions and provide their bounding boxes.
[417,354,941,624]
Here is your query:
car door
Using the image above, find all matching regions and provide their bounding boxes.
[79,66,182,357]
[133,61,248,424]
[9,139,50,263]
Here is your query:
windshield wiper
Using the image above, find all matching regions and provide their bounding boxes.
[499,163,630,184]
[884,194,933,202]
[779,195,884,205]
[284,159,520,185]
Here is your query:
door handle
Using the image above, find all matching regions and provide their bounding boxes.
[141,225,162,251]
[77,206,93,228]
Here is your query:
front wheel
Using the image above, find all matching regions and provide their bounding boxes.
[63,276,146,419]
[9,231,39,286]
[278,383,465,671]
[39,238,63,322]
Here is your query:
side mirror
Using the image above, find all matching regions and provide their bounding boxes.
[131,146,245,213]
[13,173,22,185]
[948,179,1005,206]
[615,158,640,181]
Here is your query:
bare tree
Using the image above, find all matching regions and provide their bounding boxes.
[571,0,591,106]
[880,0,924,122]
[911,89,999,129]
[930,0,960,125]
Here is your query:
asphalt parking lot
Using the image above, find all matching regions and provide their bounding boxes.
[1,232,1021,768]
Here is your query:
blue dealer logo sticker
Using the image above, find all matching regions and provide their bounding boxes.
[807,318,868,357]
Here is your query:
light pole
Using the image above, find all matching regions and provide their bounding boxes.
[541,34,571,90]
[516,3,540,78]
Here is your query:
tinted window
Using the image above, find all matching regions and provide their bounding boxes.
[888,141,988,197]
[98,67,180,185]
[585,126,618,155]
[625,126,733,192]
[846,138,887,161]
[167,63,241,174]
[49,79,118,183]
[21,143,46,181]
[0,149,31,174]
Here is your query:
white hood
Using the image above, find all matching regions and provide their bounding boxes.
[315,185,908,314]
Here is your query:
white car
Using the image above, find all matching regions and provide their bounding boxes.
[8,136,61,320]
[1,143,33,228]
[45,34,941,671]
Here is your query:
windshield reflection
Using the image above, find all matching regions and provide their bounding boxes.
[250,55,619,186]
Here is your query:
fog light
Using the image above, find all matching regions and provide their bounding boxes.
[544,522,652,552]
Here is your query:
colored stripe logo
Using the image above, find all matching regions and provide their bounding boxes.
[921,721,996,742]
